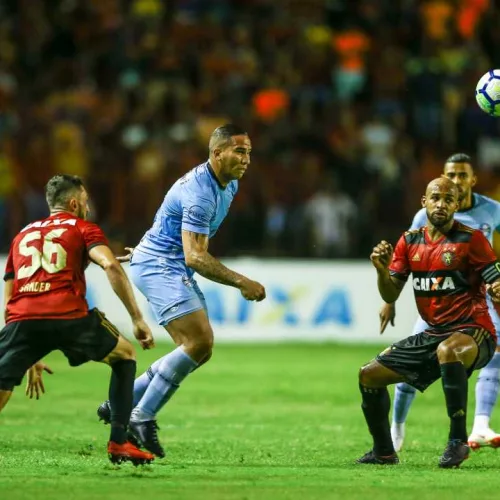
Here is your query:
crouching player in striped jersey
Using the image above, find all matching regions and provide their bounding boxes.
[380,154,500,451]
[0,175,156,465]
[358,177,500,468]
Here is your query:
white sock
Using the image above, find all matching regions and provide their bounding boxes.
[472,415,490,434]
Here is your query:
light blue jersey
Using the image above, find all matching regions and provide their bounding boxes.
[131,161,238,325]
[410,193,500,336]
[136,161,238,274]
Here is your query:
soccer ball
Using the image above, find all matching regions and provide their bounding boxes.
[475,70,500,117]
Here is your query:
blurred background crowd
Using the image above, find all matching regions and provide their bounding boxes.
[1,0,500,257]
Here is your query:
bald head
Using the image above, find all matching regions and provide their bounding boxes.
[422,177,459,229]
[426,177,459,199]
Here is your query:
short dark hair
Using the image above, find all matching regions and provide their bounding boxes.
[445,153,472,165]
[209,124,248,152]
[45,174,85,209]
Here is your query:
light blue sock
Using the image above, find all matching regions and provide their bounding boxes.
[475,352,500,418]
[134,347,198,419]
[132,358,162,406]
[392,382,417,424]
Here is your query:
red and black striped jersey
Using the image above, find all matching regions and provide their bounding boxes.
[3,212,108,323]
[389,221,500,338]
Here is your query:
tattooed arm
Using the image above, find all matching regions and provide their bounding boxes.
[182,230,265,301]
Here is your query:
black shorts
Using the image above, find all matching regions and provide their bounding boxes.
[0,308,120,391]
[376,326,495,392]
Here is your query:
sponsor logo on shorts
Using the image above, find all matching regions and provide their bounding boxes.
[170,305,179,313]
[182,274,194,287]
[412,276,455,291]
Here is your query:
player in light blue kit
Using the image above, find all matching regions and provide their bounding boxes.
[379,153,500,452]
[97,125,266,457]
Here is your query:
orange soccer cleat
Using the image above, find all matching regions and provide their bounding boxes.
[107,440,155,466]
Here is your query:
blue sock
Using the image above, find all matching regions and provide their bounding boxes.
[132,358,162,406]
[392,382,417,424]
[134,347,198,419]
[475,352,500,420]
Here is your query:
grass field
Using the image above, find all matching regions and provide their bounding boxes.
[1,343,500,500]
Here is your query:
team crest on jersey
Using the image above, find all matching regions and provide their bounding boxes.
[442,251,455,267]
[480,223,491,238]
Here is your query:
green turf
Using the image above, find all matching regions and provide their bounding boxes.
[1,343,499,500]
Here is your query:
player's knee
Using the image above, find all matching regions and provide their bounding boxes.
[436,341,457,363]
[359,364,374,387]
[114,336,136,361]
[185,330,213,359]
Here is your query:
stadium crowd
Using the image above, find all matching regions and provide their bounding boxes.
[0,0,500,257]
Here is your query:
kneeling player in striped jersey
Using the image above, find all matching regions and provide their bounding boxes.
[358,177,500,468]
[379,154,500,451]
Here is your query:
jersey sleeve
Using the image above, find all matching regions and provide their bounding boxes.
[3,245,14,281]
[469,230,500,283]
[181,189,216,235]
[79,221,109,250]
[409,208,427,230]
[389,235,411,282]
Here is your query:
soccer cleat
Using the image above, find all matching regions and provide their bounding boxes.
[107,441,155,466]
[97,400,112,424]
[438,440,470,468]
[129,419,166,458]
[97,400,140,448]
[468,429,500,450]
[391,422,405,452]
[356,449,399,465]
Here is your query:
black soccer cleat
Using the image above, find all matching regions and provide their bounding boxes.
[97,400,140,448]
[129,419,166,458]
[97,400,112,424]
[356,449,399,465]
[438,440,470,468]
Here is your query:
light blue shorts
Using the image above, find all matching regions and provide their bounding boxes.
[129,249,207,326]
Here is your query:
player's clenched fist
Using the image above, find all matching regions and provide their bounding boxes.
[239,278,266,301]
[132,318,156,350]
[370,240,394,271]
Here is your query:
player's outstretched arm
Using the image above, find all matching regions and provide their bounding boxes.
[89,245,155,350]
[182,230,266,301]
[370,240,405,304]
